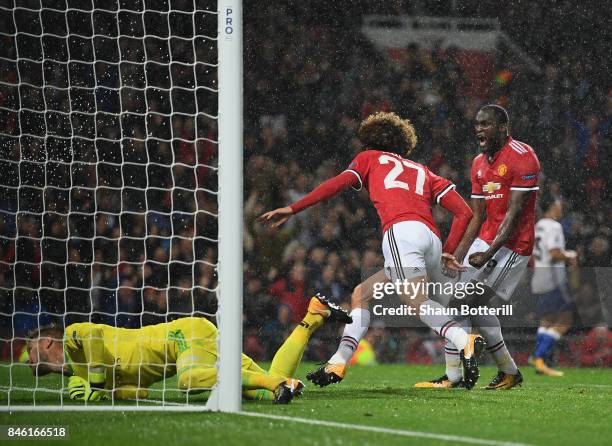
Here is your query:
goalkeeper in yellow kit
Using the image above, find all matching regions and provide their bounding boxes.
[26,294,351,404]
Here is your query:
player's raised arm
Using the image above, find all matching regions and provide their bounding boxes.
[258,170,359,229]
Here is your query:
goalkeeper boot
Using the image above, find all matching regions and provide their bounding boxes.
[532,357,564,377]
[273,379,304,404]
[485,369,524,390]
[414,374,466,389]
[460,334,486,390]
[308,293,353,324]
[306,363,347,387]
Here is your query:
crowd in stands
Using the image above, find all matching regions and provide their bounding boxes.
[0,1,609,365]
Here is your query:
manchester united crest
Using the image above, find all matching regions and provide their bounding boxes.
[497,163,508,176]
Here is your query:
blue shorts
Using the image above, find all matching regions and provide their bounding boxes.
[535,284,573,317]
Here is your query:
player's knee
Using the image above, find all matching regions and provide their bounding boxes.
[178,368,217,392]
[351,284,365,308]
[177,373,194,392]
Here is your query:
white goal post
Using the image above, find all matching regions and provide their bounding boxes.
[215,0,243,413]
[0,0,243,412]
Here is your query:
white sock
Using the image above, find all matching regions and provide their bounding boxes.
[328,308,370,365]
[419,299,468,350]
[444,317,471,382]
[444,340,462,383]
[545,327,562,340]
[472,313,518,375]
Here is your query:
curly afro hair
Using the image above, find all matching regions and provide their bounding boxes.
[358,112,418,156]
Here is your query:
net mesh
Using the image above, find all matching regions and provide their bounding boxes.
[0,0,220,408]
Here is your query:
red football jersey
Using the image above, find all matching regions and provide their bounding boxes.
[346,150,454,236]
[470,137,540,255]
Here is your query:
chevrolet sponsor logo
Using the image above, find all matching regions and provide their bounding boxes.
[482,182,501,193]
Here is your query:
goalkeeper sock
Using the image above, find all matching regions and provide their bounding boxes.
[242,389,274,401]
[268,311,325,378]
[329,308,370,365]
[178,367,284,393]
[178,367,218,393]
[242,369,285,392]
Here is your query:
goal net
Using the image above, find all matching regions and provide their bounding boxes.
[0,0,242,411]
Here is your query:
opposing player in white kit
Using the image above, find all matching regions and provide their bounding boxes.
[530,194,577,376]
[260,112,485,389]
[415,104,541,390]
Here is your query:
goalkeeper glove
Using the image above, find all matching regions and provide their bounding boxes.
[67,376,108,402]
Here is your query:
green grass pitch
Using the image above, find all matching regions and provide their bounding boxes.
[1,362,610,446]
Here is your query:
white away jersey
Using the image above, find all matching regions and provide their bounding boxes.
[531,218,567,294]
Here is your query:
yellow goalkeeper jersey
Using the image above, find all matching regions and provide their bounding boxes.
[63,317,218,389]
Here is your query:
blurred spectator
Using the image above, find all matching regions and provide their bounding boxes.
[575,326,612,367]
[269,263,308,324]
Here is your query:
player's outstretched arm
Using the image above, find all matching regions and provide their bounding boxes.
[258,171,358,229]
[469,190,530,268]
[258,206,294,229]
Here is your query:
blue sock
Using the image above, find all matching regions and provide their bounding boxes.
[534,329,557,359]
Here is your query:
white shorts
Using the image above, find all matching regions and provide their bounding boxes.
[381,220,447,286]
[459,238,529,301]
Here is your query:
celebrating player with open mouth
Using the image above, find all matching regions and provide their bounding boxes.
[259,111,485,389]
[416,104,541,390]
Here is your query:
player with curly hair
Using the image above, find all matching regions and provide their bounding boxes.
[260,112,485,389]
